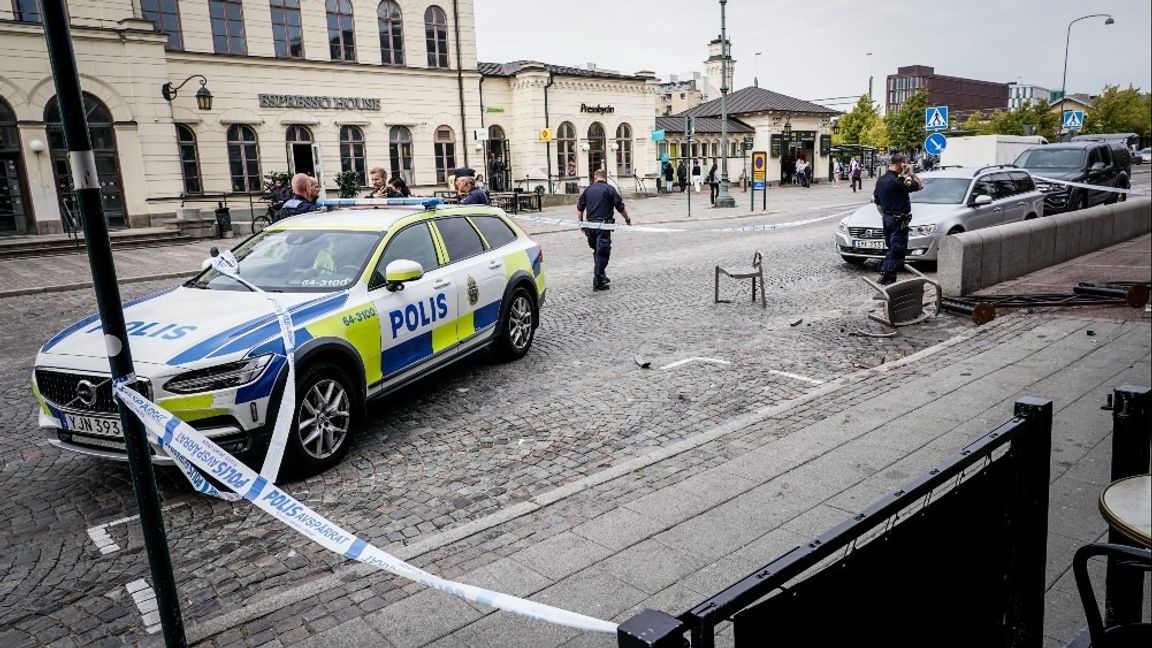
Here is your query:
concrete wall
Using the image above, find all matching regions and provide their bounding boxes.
[938,200,1152,296]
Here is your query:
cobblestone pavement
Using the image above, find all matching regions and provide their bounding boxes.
[0,189,970,646]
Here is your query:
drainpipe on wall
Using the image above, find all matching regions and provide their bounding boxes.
[544,71,555,194]
[452,0,468,167]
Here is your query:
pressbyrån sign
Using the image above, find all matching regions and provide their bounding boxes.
[580,103,615,114]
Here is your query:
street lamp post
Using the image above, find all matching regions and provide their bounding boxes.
[1060,14,1114,119]
[714,0,736,208]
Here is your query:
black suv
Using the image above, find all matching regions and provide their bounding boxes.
[1013,142,1131,214]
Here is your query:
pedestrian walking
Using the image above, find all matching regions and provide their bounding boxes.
[849,157,863,192]
[872,153,923,285]
[577,169,631,291]
[796,158,810,188]
[677,161,688,193]
[706,162,719,204]
[832,158,841,187]
[691,161,702,193]
[662,161,674,193]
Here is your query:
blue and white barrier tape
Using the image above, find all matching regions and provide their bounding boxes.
[1034,175,1151,197]
[110,379,618,634]
[507,211,849,233]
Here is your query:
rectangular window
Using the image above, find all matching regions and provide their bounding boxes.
[141,0,184,50]
[12,0,40,22]
[270,0,304,58]
[210,0,247,55]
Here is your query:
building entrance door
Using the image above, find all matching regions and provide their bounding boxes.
[486,125,509,191]
[0,100,30,234]
[45,94,126,228]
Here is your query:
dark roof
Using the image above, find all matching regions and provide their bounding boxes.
[478,61,648,81]
[655,116,755,134]
[680,86,839,117]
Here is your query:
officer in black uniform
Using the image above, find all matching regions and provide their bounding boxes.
[274,173,319,222]
[872,153,923,285]
[577,169,631,291]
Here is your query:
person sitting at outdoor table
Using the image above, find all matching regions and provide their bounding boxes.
[456,175,489,205]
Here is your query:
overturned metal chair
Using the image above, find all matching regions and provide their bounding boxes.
[863,265,941,327]
[715,251,766,309]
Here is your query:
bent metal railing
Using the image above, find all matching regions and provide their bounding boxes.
[618,397,1053,648]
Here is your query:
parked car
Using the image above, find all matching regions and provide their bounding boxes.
[834,165,1045,265]
[1138,148,1152,165]
[1014,141,1131,214]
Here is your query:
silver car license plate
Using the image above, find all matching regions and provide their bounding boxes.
[853,239,885,249]
[64,413,123,437]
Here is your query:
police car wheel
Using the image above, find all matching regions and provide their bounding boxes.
[287,363,356,474]
[493,287,535,361]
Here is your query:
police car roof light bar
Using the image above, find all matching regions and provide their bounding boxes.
[317,197,443,209]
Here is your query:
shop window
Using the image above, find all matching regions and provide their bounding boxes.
[326,0,356,61]
[12,0,40,22]
[270,0,304,58]
[424,5,448,69]
[377,0,404,65]
[556,121,576,179]
[340,125,366,184]
[615,123,632,177]
[434,125,456,184]
[227,124,261,192]
[389,125,413,185]
[176,124,202,195]
[45,93,126,228]
[141,0,184,50]
[209,0,247,55]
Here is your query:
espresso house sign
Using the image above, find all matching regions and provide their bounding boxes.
[258,94,382,111]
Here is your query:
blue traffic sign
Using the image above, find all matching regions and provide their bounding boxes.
[924,132,947,156]
[1062,110,1084,130]
[925,106,948,131]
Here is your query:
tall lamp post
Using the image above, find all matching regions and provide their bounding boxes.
[714,0,736,208]
[1060,14,1114,114]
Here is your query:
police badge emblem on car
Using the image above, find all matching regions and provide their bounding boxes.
[466,276,479,306]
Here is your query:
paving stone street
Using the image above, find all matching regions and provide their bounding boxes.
[0,179,1148,647]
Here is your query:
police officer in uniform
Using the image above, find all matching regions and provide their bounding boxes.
[872,153,923,285]
[456,175,489,205]
[577,169,631,291]
[274,173,320,222]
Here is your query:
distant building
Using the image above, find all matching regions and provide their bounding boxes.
[886,65,1008,120]
[656,74,703,116]
[1008,83,1051,110]
[702,37,735,103]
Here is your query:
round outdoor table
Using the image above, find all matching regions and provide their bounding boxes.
[1099,474,1151,548]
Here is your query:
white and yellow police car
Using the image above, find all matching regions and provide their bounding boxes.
[32,199,545,474]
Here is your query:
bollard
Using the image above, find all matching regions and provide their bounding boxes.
[1103,385,1151,627]
[617,610,687,648]
[214,203,233,239]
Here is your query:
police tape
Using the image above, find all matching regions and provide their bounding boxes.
[1034,175,1152,197]
[507,211,852,233]
[109,379,619,634]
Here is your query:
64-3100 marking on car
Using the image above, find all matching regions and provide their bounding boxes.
[342,307,378,327]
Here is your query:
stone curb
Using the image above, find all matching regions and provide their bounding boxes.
[0,271,198,299]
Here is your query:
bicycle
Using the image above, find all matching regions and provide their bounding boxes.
[251,194,281,234]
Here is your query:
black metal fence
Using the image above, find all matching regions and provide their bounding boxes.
[618,397,1053,648]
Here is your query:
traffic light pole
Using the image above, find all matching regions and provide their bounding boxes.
[39,1,188,645]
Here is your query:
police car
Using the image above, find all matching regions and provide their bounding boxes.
[32,200,545,474]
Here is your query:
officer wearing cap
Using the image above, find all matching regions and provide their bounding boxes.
[578,169,631,291]
[872,152,922,285]
[274,173,320,222]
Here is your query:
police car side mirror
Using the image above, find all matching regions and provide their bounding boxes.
[970,194,994,207]
[384,259,424,292]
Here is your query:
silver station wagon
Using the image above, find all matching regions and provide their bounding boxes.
[834,165,1046,265]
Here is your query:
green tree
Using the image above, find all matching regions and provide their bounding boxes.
[832,94,880,146]
[860,118,888,150]
[884,88,927,153]
[959,111,987,133]
[1082,85,1152,137]
[953,102,1060,140]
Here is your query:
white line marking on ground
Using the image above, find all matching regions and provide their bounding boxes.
[659,357,732,371]
[768,369,825,385]
[87,503,186,555]
[126,578,162,634]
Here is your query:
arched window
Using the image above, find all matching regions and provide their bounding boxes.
[12,0,40,22]
[615,123,633,177]
[556,121,576,179]
[141,0,184,50]
[433,125,456,184]
[377,1,404,65]
[0,98,29,233]
[326,0,356,61]
[389,126,413,185]
[209,0,247,55]
[45,94,127,227]
[285,125,312,144]
[586,122,606,180]
[270,0,304,58]
[227,125,261,192]
[424,6,448,69]
[340,125,366,184]
[175,124,202,194]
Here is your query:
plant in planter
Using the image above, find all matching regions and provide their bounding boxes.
[263,171,290,193]
[334,170,363,198]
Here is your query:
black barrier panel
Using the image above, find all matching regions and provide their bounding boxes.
[733,452,1016,646]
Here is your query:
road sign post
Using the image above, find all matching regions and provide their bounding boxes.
[925,106,949,131]
[924,132,948,157]
[1062,110,1084,137]
[751,151,767,211]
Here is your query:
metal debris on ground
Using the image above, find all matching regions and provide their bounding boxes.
[634,355,651,369]
[941,282,1150,325]
[790,318,804,327]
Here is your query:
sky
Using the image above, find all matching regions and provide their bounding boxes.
[474,0,1152,109]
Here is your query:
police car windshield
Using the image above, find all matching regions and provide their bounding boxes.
[1015,149,1087,169]
[910,177,970,204]
[192,229,383,292]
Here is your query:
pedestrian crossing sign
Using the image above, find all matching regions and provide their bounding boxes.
[924,106,948,131]
[1062,110,1084,130]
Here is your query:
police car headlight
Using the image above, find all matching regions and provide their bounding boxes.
[165,355,273,394]
[837,222,848,234]
[911,224,937,236]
